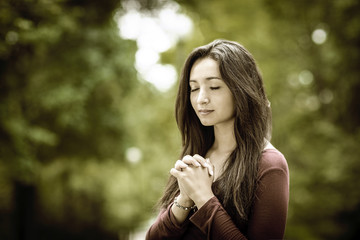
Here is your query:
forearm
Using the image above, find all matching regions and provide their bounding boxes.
[146,203,189,240]
[190,196,248,240]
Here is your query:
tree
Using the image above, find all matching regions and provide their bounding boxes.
[0,0,142,238]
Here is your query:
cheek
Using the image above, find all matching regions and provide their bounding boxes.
[225,97,236,115]
[190,94,196,108]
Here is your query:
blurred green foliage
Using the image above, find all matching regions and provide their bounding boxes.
[0,0,179,239]
[0,0,359,239]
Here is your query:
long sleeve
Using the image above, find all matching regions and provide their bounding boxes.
[146,149,289,240]
[190,196,248,240]
[247,166,289,239]
[190,149,289,240]
[146,203,190,240]
[247,150,289,239]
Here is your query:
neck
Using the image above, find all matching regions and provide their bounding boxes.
[212,120,236,154]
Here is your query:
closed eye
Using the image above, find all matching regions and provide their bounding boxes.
[210,87,220,90]
[190,88,199,92]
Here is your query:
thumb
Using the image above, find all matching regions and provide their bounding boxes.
[206,158,215,178]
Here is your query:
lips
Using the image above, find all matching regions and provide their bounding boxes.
[198,109,214,115]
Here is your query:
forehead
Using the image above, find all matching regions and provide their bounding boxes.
[189,58,221,81]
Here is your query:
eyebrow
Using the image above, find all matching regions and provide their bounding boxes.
[189,76,222,82]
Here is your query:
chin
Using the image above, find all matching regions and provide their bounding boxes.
[200,121,214,127]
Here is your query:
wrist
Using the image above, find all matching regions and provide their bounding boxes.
[193,193,215,209]
[176,194,194,207]
[171,195,194,224]
[174,196,197,211]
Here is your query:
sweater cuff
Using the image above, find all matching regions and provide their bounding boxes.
[189,196,221,235]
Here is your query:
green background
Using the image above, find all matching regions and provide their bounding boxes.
[0,0,359,239]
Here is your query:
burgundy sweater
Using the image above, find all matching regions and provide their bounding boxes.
[146,149,289,240]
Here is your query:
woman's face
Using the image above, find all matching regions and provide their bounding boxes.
[189,57,235,128]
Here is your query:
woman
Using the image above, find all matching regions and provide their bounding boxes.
[146,39,289,239]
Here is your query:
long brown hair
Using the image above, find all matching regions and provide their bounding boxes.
[159,39,271,225]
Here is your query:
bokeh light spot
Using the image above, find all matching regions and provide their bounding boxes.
[126,147,142,164]
[299,70,314,85]
[312,28,327,45]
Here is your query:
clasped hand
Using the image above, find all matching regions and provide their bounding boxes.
[170,154,215,208]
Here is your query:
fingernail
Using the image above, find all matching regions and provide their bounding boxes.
[196,162,201,167]
[209,170,214,176]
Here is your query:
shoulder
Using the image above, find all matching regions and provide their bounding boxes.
[258,148,289,179]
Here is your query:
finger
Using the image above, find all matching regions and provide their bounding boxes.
[175,160,188,171]
[206,158,214,177]
[170,168,182,178]
[193,154,209,168]
[182,155,201,167]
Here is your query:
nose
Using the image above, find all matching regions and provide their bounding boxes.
[197,88,209,105]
